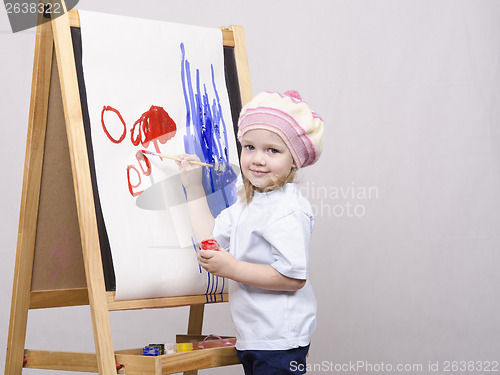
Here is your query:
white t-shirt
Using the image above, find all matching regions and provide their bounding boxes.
[213,183,317,350]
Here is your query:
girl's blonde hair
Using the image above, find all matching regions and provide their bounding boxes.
[238,167,297,204]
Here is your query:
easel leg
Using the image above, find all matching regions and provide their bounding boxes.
[51,3,116,374]
[184,304,205,375]
[4,18,53,375]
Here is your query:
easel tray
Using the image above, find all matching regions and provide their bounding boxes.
[24,346,239,375]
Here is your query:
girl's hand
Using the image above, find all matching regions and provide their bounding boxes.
[175,154,203,190]
[198,247,237,279]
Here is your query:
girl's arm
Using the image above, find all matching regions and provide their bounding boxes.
[198,249,306,292]
[176,155,214,243]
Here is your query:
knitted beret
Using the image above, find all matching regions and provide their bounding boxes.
[237,90,324,168]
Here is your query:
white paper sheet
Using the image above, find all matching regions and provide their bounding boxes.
[79,11,240,300]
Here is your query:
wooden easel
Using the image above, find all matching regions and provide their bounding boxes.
[4,2,252,374]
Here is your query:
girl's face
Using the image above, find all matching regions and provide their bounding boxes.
[240,129,296,191]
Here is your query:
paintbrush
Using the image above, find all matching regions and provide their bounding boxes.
[141,150,214,167]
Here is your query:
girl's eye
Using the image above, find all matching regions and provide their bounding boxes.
[269,148,279,154]
[244,145,254,151]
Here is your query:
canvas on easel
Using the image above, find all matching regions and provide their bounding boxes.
[78,10,242,301]
[4,1,252,374]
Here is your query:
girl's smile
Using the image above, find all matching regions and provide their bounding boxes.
[249,169,269,176]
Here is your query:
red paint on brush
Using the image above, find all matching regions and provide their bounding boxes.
[201,239,219,251]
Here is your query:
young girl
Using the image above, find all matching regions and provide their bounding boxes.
[176,90,324,375]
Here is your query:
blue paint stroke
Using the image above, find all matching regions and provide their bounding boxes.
[205,274,223,302]
[180,43,237,218]
[181,43,237,298]
[214,275,219,297]
[220,277,225,298]
[191,238,202,273]
[205,272,212,302]
[206,292,224,304]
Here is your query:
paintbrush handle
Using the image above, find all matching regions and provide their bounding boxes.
[161,154,213,167]
[143,151,213,167]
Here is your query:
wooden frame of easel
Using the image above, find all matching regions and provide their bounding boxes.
[4,2,252,374]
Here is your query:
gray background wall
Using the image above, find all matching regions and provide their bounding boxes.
[1,1,499,374]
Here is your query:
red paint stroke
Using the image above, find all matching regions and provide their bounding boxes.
[127,164,143,197]
[136,150,152,177]
[130,105,177,154]
[101,106,127,144]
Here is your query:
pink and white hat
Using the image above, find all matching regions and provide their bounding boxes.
[237,90,324,168]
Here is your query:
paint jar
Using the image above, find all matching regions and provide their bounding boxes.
[176,342,193,352]
[164,343,177,354]
[201,239,219,251]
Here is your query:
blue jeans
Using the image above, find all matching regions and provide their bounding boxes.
[236,345,310,375]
